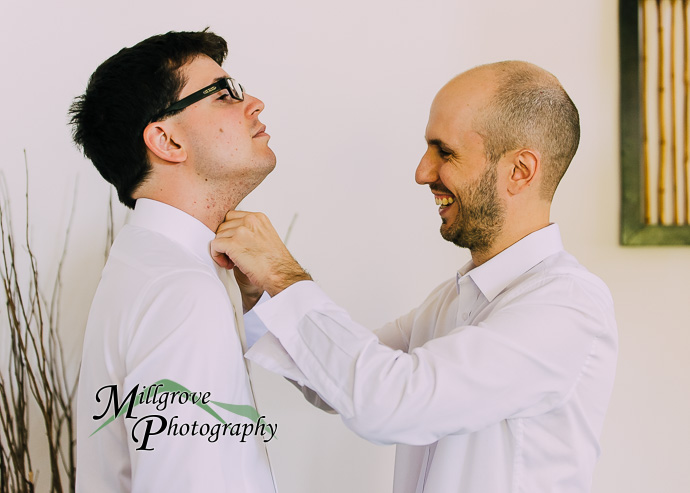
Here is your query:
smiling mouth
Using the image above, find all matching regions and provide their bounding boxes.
[435,196,455,206]
[434,195,455,206]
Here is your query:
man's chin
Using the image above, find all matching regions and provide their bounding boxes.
[439,224,455,242]
[253,149,277,175]
[264,148,277,170]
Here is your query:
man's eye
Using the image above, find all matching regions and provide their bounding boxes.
[438,149,452,159]
[217,90,231,101]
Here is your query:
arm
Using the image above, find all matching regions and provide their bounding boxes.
[250,279,614,446]
[122,272,270,491]
[244,296,418,414]
[213,211,614,446]
[245,304,337,413]
[211,209,418,352]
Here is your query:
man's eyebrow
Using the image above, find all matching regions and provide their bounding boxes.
[196,76,228,91]
[426,138,454,152]
[183,76,227,97]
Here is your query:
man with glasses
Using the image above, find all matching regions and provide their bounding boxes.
[70,29,276,492]
[211,61,618,492]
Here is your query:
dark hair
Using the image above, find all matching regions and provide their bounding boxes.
[474,61,580,201]
[69,29,228,209]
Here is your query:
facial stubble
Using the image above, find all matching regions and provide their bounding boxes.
[440,162,506,254]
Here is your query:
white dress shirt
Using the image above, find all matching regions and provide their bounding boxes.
[246,224,617,493]
[76,199,275,493]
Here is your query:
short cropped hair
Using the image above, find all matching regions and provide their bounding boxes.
[69,29,228,209]
[474,62,580,201]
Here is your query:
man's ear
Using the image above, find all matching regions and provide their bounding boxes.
[142,122,187,163]
[507,148,540,196]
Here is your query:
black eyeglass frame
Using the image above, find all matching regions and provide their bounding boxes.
[151,77,244,122]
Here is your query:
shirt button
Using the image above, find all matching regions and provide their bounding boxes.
[462,312,469,320]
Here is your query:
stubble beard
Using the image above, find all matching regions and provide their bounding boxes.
[440,162,506,255]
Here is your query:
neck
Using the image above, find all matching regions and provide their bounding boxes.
[145,194,235,232]
[186,199,235,232]
[470,206,550,266]
[135,180,239,232]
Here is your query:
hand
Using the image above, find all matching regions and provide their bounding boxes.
[212,211,312,297]
[233,266,263,313]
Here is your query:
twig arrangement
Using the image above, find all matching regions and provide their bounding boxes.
[0,152,78,493]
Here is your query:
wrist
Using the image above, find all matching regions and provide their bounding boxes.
[241,290,264,313]
[266,268,312,297]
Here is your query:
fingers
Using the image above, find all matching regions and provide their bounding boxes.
[211,216,253,268]
[223,210,251,221]
[216,211,272,236]
[212,210,298,294]
[210,234,236,269]
[216,210,252,235]
[215,217,244,235]
[211,248,235,270]
[221,210,267,226]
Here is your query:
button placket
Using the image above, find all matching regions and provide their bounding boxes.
[456,276,480,326]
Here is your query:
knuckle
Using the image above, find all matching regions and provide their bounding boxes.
[245,215,260,228]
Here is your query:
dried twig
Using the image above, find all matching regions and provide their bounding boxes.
[0,152,79,492]
[284,213,299,246]
[105,187,115,261]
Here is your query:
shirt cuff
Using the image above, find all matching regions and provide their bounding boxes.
[252,280,331,346]
[245,333,311,386]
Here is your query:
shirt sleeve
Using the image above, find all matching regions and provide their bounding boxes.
[245,321,337,414]
[121,271,267,492]
[245,291,424,414]
[251,279,614,446]
[244,291,271,348]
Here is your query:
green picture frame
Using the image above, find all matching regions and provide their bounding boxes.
[620,0,690,245]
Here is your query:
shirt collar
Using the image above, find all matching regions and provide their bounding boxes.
[128,198,217,270]
[456,223,564,302]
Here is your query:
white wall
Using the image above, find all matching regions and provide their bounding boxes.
[0,0,688,491]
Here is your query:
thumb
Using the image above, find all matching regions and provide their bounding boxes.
[210,240,235,270]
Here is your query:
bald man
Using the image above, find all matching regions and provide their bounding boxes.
[212,61,618,493]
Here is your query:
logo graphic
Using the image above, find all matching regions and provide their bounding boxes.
[92,378,277,450]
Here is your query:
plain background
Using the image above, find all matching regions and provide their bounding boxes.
[0,0,688,492]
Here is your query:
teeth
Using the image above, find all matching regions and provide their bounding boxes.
[435,196,455,206]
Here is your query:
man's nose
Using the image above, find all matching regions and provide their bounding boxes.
[244,94,265,116]
[415,150,438,185]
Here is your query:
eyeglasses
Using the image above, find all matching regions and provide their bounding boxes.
[151,77,244,121]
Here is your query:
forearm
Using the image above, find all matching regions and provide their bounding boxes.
[251,281,604,446]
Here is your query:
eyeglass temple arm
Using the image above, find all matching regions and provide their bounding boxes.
[153,78,232,120]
